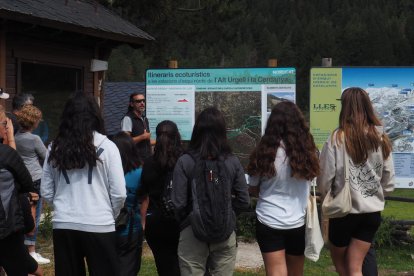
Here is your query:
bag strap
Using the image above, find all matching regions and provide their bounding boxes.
[311,178,317,198]
[343,138,349,188]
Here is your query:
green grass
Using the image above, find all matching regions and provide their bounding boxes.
[382,189,414,220]
[39,188,414,275]
[376,245,414,273]
[138,247,414,276]
[138,257,158,276]
[389,189,414,198]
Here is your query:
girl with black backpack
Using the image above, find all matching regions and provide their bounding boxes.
[172,107,250,276]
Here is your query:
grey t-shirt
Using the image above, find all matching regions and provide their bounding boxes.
[15,131,47,181]
[121,116,133,132]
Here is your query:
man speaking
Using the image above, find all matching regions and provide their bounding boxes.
[121,93,152,158]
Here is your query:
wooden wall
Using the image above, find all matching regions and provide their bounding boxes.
[0,25,112,111]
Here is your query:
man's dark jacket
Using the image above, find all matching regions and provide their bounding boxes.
[123,110,151,159]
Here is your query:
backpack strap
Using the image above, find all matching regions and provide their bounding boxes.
[61,145,105,185]
[87,147,105,184]
[61,170,70,184]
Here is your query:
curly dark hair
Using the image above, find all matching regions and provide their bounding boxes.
[48,93,106,170]
[153,120,183,170]
[247,101,319,180]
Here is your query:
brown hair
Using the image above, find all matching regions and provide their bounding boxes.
[337,87,392,164]
[16,104,42,131]
[0,104,5,120]
[247,101,319,180]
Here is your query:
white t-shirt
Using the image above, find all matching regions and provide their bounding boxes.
[249,146,310,230]
[121,116,133,132]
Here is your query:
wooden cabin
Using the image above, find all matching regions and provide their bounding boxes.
[0,0,153,140]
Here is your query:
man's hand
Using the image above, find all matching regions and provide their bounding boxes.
[3,118,16,149]
[142,130,151,140]
[29,192,39,203]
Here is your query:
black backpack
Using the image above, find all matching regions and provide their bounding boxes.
[158,170,175,219]
[188,154,235,243]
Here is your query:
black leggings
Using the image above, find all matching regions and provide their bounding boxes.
[0,231,38,275]
[116,231,143,276]
[145,212,180,276]
[53,229,119,276]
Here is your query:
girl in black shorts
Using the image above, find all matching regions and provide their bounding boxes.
[247,101,320,276]
[318,87,395,276]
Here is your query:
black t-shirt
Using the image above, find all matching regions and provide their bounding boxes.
[139,156,169,212]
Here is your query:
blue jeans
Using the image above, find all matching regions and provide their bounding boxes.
[24,197,43,246]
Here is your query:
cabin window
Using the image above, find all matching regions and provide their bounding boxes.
[21,62,82,144]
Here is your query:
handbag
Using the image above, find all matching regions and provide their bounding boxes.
[321,141,352,218]
[305,181,324,262]
[115,207,130,230]
[19,194,36,234]
[115,187,140,231]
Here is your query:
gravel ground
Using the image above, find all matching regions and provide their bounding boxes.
[143,240,263,269]
[236,241,263,269]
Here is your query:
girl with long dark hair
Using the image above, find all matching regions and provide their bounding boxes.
[140,120,183,276]
[172,107,250,275]
[110,132,144,276]
[41,93,126,276]
[317,87,394,276]
[247,101,320,276]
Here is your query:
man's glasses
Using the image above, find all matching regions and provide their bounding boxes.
[133,99,145,104]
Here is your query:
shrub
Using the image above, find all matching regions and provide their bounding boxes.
[375,216,396,248]
[236,198,257,242]
[39,204,53,239]
[236,212,256,242]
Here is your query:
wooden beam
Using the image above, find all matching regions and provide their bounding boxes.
[0,27,6,107]
[168,60,178,68]
[267,59,277,67]
[93,46,100,105]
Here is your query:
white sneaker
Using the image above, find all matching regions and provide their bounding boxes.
[29,252,50,265]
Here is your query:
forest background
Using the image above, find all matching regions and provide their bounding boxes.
[98,0,414,112]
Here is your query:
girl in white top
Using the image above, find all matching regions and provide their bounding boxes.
[248,101,320,276]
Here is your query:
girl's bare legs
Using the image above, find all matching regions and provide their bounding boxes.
[286,254,305,276]
[346,239,371,276]
[262,250,287,276]
[330,245,347,276]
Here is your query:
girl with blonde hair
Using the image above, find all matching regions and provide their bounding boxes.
[15,104,50,264]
